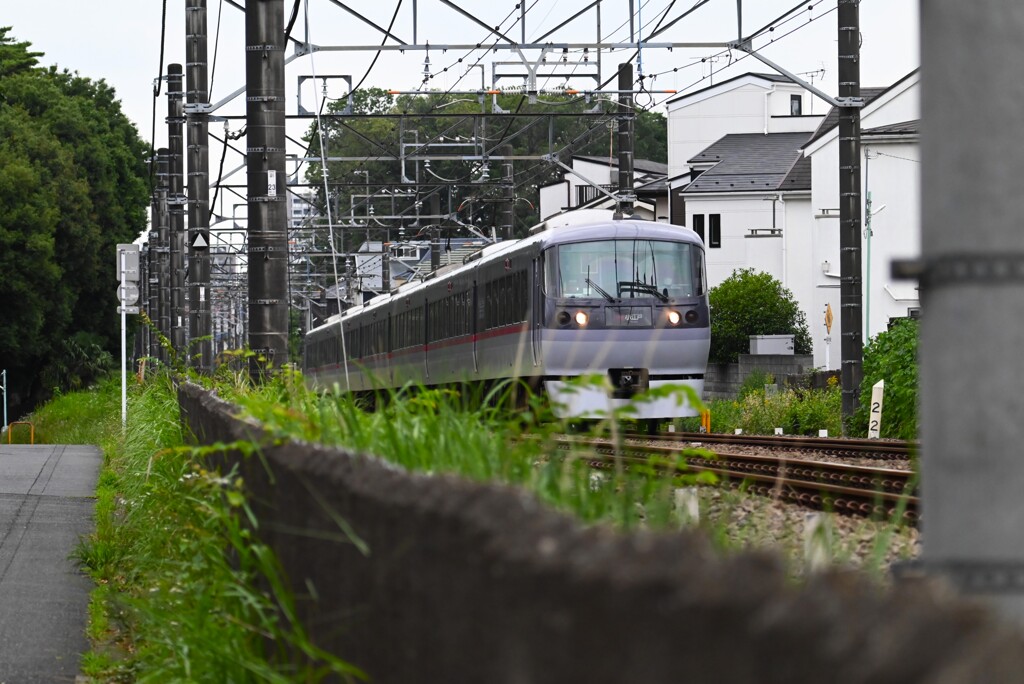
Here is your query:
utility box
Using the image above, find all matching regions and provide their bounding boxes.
[749,335,795,355]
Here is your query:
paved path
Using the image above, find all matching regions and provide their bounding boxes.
[0,445,101,683]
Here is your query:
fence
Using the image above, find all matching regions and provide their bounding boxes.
[179,382,1023,682]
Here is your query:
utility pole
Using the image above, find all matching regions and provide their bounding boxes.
[616,62,635,218]
[140,243,151,361]
[837,0,863,426]
[498,144,515,238]
[186,0,213,372]
[154,149,172,364]
[247,0,290,375]
[167,64,188,359]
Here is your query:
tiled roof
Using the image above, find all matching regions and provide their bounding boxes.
[573,155,669,176]
[803,70,920,148]
[683,132,812,194]
[803,87,888,147]
[863,120,919,136]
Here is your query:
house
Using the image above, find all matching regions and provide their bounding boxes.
[667,70,919,369]
[538,154,669,220]
[802,71,920,366]
[666,72,825,178]
[679,131,813,287]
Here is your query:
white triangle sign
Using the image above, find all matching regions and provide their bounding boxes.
[191,232,209,250]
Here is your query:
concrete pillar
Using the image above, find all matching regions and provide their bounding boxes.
[919,0,1024,622]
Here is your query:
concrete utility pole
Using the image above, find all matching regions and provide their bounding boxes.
[499,144,515,238]
[917,0,1024,624]
[247,0,290,374]
[154,150,172,364]
[186,0,213,372]
[837,0,863,425]
[167,64,188,359]
[139,245,151,360]
[616,62,635,217]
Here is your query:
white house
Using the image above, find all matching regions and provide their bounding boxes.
[802,71,920,367]
[539,155,668,220]
[666,70,920,369]
[665,73,825,178]
[679,131,814,290]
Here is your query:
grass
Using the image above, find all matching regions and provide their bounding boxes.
[27,373,364,682]
[16,365,917,681]
[222,370,718,531]
[678,378,845,436]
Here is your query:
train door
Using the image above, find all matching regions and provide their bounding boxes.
[531,257,543,366]
[386,311,393,386]
[472,280,479,372]
[422,297,430,381]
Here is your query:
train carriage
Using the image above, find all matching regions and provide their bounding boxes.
[304,209,710,419]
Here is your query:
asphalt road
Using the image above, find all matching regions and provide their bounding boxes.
[0,445,100,683]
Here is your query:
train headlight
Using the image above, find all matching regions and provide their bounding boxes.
[574,311,589,326]
[667,310,682,326]
[557,311,571,326]
[685,309,699,324]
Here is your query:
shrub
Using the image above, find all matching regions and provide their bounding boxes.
[683,381,842,437]
[737,369,775,400]
[853,318,918,439]
[708,268,812,364]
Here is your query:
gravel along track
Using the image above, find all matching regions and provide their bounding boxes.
[551,433,920,580]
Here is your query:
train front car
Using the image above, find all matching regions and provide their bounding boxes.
[536,215,710,420]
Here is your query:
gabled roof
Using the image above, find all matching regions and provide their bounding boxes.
[863,120,919,136]
[683,132,812,194]
[572,155,668,176]
[803,88,888,147]
[666,72,795,106]
[803,69,920,148]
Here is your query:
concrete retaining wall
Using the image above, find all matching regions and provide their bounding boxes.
[179,382,1023,683]
[705,354,816,400]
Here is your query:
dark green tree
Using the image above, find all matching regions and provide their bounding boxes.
[634,109,667,164]
[0,26,40,78]
[0,28,149,413]
[708,268,812,364]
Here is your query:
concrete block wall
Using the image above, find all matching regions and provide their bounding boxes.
[179,383,1024,683]
[705,354,815,400]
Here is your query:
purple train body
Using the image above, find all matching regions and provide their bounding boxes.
[303,210,710,419]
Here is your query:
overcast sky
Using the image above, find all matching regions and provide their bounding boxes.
[4,0,918,150]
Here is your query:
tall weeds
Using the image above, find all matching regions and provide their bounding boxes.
[31,374,363,682]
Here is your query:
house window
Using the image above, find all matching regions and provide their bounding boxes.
[691,214,705,243]
[790,94,802,116]
[708,214,721,248]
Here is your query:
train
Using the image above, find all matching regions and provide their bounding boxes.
[303,209,710,421]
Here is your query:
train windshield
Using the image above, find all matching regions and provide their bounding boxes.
[547,239,705,300]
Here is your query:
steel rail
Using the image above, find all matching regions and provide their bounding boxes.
[552,436,918,521]
[622,431,917,460]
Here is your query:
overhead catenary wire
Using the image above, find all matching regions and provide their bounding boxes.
[304,0,359,392]
[209,0,224,96]
[149,0,169,190]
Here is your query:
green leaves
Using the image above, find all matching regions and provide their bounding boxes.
[708,268,813,364]
[854,319,918,439]
[0,29,149,405]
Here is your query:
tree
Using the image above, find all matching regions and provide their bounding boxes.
[708,268,812,364]
[0,28,149,414]
[303,89,663,246]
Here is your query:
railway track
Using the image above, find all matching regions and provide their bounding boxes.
[553,434,918,521]
[622,431,917,460]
